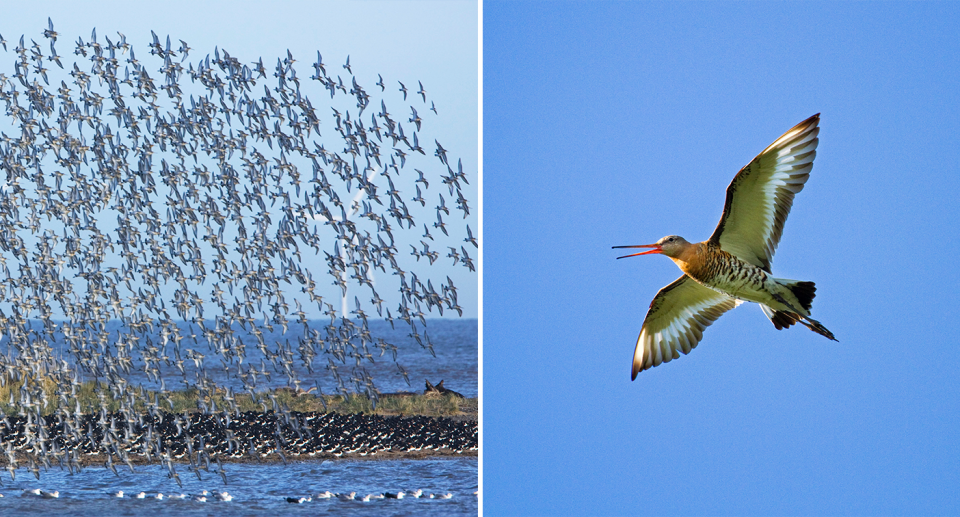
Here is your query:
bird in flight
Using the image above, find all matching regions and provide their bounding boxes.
[615,114,837,380]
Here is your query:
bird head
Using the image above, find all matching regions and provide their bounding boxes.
[614,235,690,259]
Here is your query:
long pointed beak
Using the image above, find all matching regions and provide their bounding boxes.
[612,244,662,259]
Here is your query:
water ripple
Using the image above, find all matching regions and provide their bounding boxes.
[1,457,477,515]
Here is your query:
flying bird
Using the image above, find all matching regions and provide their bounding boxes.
[614,114,836,380]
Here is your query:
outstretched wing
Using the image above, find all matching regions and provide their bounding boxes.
[632,276,740,379]
[708,114,820,272]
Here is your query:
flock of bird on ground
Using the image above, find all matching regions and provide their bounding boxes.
[0,18,476,482]
[0,408,476,489]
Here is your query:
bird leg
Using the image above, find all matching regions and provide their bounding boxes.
[770,293,838,342]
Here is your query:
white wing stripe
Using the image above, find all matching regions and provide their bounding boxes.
[633,279,740,376]
[712,115,820,271]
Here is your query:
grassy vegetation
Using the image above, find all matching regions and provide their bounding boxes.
[0,373,476,419]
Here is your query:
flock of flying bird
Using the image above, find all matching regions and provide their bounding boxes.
[0,19,476,481]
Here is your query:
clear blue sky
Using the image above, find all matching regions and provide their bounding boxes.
[485,2,960,515]
[0,1,479,319]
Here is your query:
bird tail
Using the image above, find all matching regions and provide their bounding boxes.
[761,274,838,344]
[762,278,836,341]
[773,278,817,312]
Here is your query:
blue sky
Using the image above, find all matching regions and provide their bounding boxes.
[0,1,479,320]
[485,2,960,515]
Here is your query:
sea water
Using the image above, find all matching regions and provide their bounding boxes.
[0,457,478,515]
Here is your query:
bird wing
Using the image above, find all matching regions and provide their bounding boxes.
[708,113,820,271]
[632,275,740,379]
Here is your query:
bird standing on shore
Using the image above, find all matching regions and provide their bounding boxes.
[615,114,837,379]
